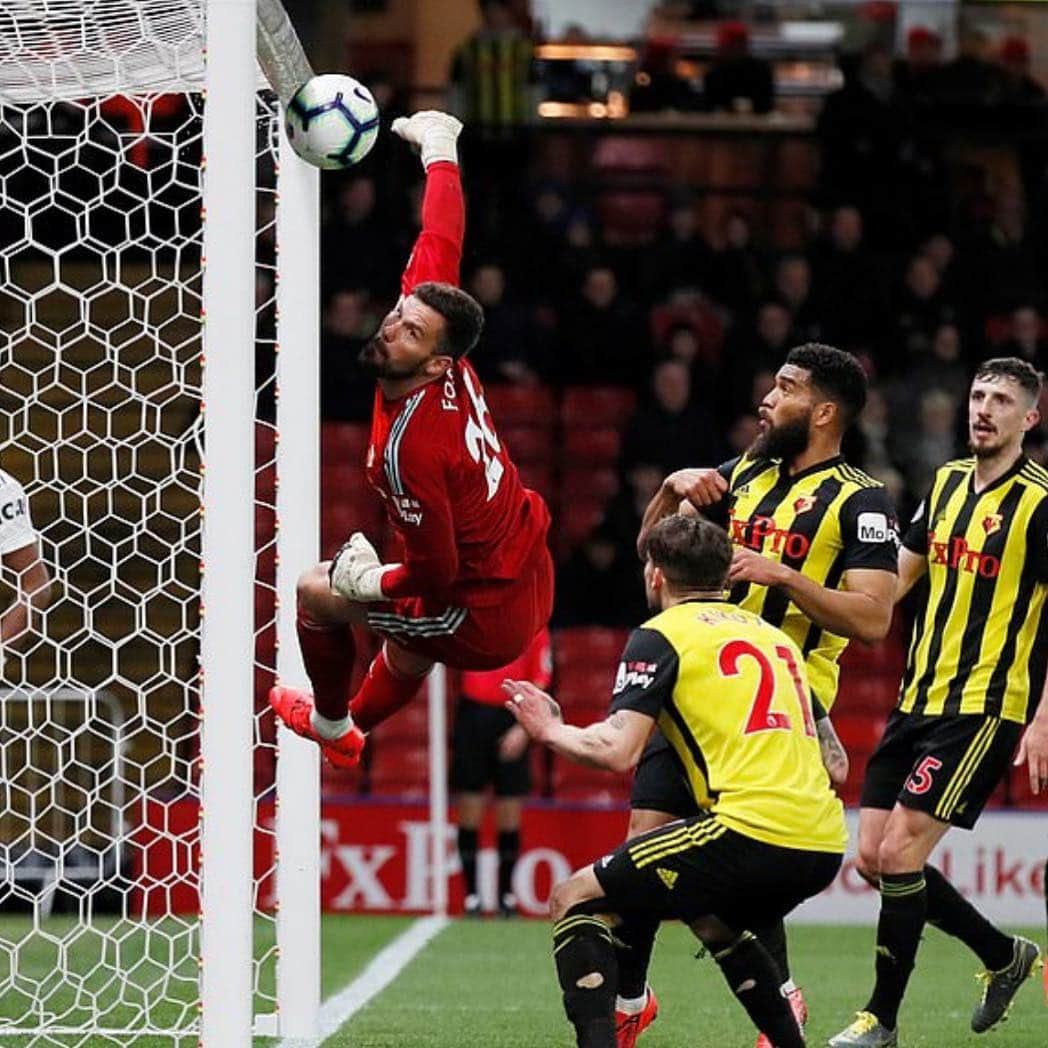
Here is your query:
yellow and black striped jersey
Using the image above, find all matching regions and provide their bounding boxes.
[713,453,899,710]
[611,599,847,854]
[900,456,1048,723]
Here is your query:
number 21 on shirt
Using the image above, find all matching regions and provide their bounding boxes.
[718,639,817,737]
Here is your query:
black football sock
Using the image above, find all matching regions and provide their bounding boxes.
[613,914,659,1000]
[457,826,478,896]
[711,931,804,1048]
[497,829,520,898]
[753,917,791,984]
[553,907,617,1048]
[865,871,927,1030]
[925,864,1014,970]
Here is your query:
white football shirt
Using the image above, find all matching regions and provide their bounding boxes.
[0,469,38,555]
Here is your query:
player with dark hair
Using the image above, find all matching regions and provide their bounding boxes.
[270,111,553,766]
[830,357,1048,1047]
[505,514,846,1048]
[621,343,899,1046]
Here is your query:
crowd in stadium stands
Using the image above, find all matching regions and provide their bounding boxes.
[290,13,1048,804]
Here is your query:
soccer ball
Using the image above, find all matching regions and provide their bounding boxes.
[285,74,380,169]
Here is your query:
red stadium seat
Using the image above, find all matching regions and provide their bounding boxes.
[368,741,430,797]
[555,499,606,559]
[562,427,622,465]
[369,701,430,744]
[322,499,384,559]
[552,757,631,805]
[321,421,371,467]
[834,715,886,753]
[561,467,620,502]
[554,627,631,667]
[516,462,556,504]
[561,387,637,428]
[557,667,618,709]
[836,676,899,716]
[500,425,555,464]
[484,384,556,426]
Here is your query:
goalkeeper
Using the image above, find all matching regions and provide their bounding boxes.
[270,111,553,768]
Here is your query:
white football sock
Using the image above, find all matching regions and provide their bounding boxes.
[310,710,353,740]
[615,991,647,1014]
[780,978,797,996]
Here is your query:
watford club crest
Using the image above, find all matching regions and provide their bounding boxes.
[982,513,1003,536]
[793,495,817,514]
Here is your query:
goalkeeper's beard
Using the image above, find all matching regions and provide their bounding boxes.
[358,336,429,380]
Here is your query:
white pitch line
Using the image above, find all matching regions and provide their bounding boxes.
[277,914,450,1048]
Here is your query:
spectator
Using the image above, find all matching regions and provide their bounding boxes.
[893,25,944,112]
[722,301,795,422]
[644,197,713,299]
[999,305,1047,367]
[601,461,663,555]
[996,36,1046,107]
[451,627,551,918]
[703,21,774,115]
[934,26,1003,123]
[811,205,886,348]
[320,289,375,421]
[451,0,536,240]
[466,262,543,384]
[773,254,821,342]
[322,176,402,299]
[817,42,915,243]
[891,253,958,369]
[553,526,646,627]
[707,210,765,316]
[900,388,960,497]
[557,265,648,384]
[619,358,722,476]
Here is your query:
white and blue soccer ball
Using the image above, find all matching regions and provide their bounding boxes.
[285,74,380,169]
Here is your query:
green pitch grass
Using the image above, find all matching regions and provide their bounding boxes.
[0,915,1043,1045]
[333,918,1047,1048]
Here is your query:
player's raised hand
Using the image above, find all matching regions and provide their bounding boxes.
[728,546,786,587]
[664,467,727,508]
[391,110,462,168]
[329,531,387,602]
[502,679,562,742]
[1014,718,1048,794]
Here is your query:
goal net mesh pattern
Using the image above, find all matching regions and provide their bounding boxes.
[0,4,280,1042]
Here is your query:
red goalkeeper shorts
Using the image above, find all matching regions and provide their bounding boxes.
[364,546,553,671]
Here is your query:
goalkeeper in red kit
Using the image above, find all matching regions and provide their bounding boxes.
[270,111,553,767]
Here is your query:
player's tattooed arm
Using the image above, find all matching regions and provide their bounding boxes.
[816,716,849,787]
[502,680,653,773]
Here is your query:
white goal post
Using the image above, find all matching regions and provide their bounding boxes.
[0,0,320,1043]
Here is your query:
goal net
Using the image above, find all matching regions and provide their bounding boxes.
[0,2,308,1043]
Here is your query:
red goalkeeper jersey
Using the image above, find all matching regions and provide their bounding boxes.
[364,162,550,607]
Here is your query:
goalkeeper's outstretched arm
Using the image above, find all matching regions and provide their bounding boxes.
[394,113,465,292]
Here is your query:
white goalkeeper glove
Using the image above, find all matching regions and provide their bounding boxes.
[329,532,397,603]
[391,110,462,169]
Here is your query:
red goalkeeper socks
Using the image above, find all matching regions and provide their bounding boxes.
[295,611,356,721]
[349,647,427,732]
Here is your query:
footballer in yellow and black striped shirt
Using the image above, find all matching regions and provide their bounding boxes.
[829,358,1048,1048]
[504,515,844,1048]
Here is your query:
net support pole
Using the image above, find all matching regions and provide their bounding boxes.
[274,119,322,1037]
[428,664,449,915]
[199,0,257,1044]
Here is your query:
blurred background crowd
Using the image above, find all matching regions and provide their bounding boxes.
[300,0,1048,635]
